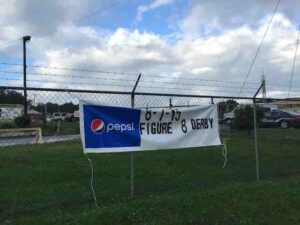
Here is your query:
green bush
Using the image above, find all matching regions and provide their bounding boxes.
[0,122,16,129]
[15,116,31,128]
[232,105,264,134]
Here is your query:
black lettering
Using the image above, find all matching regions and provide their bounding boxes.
[168,122,172,134]
[140,123,145,134]
[147,123,150,134]
[151,123,156,134]
[191,119,196,129]
[161,123,166,134]
[209,118,213,128]
[181,119,187,133]
[156,122,162,134]
[196,119,201,129]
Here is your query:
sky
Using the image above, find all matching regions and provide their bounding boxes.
[0,0,300,98]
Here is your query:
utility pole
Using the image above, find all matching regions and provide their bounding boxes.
[262,74,266,103]
[23,35,31,116]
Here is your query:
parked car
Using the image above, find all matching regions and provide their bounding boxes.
[64,111,79,122]
[73,110,80,121]
[223,110,235,124]
[51,112,67,122]
[261,110,300,129]
[223,105,278,125]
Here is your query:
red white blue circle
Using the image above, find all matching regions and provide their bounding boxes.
[91,119,105,134]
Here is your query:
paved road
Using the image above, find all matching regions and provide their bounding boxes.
[0,134,80,147]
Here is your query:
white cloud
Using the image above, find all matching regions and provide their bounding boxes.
[136,0,174,22]
[1,0,300,98]
[26,14,299,97]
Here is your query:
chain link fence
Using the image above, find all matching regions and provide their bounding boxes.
[0,86,299,198]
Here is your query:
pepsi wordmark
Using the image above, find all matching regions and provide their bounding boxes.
[80,101,221,153]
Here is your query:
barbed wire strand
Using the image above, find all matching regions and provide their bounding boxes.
[1,70,300,91]
[0,66,260,86]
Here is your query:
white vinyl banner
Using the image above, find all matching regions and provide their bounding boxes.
[80,100,221,153]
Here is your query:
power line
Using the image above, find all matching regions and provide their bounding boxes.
[74,0,127,24]
[288,27,300,98]
[239,0,281,95]
[36,0,128,39]
[0,70,21,74]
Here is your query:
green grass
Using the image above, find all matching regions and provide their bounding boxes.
[0,129,299,224]
[0,121,79,136]
[33,121,79,136]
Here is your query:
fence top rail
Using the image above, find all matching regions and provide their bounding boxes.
[0,85,290,101]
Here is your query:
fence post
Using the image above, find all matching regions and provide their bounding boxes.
[252,83,264,181]
[22,36,31,117]
[130,73,141,198]
[253,98,260,181]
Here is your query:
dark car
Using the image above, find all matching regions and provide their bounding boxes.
[261,110,300,129]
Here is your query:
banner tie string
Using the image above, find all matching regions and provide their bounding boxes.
[222,139,228,168]
[85,154,100,209]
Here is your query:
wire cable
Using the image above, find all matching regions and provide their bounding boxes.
[288,27,300,98]
[36,0,128,39]
[85,154,100,209]
[239,0,281,95]
[222,139,228,168]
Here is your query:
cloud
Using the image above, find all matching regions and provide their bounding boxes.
[0,0,300,99]
[24,14,299,98]
[179,0,300,37]
[136,0,174,22]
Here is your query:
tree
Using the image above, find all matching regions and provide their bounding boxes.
[0,90,24,104]
[60,102,78,113]
[233,105,264,135]
[218,100,239,119]
[33,102,59,115]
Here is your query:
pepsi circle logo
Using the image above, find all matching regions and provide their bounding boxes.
[91,119,105,134]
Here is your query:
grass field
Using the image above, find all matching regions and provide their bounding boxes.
[0,129,299,224]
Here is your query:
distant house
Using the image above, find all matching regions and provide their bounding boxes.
[27,109,43,124]
[271,98,300,112]
[0,104,23,122]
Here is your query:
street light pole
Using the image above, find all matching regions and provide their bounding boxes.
[23,35,31,117]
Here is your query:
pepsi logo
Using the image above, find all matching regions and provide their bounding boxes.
[91,119,105,134]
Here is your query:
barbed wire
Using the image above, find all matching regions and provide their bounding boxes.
[0,77,255,94]
[1,69,300,93]
[27,72,258,90]
[0,70,260,91]
[0,65,261,86]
